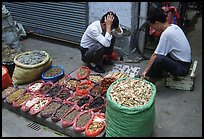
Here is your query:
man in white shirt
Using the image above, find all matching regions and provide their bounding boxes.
[80,11,123,73]
[141,11,192,83]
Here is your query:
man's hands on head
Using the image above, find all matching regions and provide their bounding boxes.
[105,13,114,34]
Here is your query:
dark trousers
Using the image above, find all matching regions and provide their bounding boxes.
[147,54,191,78]
[79,37,115,66]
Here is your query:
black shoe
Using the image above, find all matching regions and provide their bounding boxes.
[103,59,114,65]
[88,64,105,73]
[88,64,95,70]
[94,65,105,73]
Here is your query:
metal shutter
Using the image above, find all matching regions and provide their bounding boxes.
[3,2,88,43]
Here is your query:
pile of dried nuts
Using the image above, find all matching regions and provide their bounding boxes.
[109,78,153,107]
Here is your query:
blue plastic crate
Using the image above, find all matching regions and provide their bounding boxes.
[41,65,64,83]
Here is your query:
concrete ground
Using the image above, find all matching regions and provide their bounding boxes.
[2,11,202,137]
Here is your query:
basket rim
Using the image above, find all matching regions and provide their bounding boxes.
[42,65,64,79]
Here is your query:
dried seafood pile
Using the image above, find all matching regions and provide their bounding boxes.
[109,78,153,107]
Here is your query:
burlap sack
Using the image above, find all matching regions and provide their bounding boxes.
[12,51,52,85]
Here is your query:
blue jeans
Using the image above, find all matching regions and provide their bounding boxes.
[147,55,191,78]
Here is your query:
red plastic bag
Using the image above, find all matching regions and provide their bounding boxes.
[12,92,34,108]
[27,80,45,93]
[85,112,105,137]
[54,87,72,103]
[75,94,93,109]
[29,96,52,115]
[87,96,106,112]
[87,73,103,84]
[73,110,94,132]
[61,106,82,128]
[65,78,81,91]
[6,88,27,104]
[76,80,93,96]
[67,92,82,105]
[2,85,18,100]
[21,94,44,112]
[51,101,74,123]
[36,81,54,95]
[40,99,62,118]
[76,66,90,80]
[2,66,12,90]
[56,74,71,86]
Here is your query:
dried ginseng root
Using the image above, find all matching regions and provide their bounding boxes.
[109,78,153,107]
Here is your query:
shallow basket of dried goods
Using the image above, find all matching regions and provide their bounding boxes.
[37,81,53,95]
[73,110,94,132]
[65,78,81,91]
[76,80,93,96]
[21,94,44,112]
[61,106,82,128]
[41,65,64,83]
[2,85,18,100]
[85,112,105,137]
[87,73,103,84]
[89,84,103,97]
[54,87,72,102]
[5,88,27,104]
[29,96,52,115]
[39,99,62,118]
[87,96,106,112]
[12,92,34,108]
[76,66,90,80]
[51,101,74,123]
[75,94,93,109]
[27,80,45,93]
[56,74,71,86]
[45,83,63,98]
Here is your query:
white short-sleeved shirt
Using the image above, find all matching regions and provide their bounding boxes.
[80,20,123,49]
[155,24,192,62]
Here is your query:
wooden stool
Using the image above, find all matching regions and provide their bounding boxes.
[165,60,198,91]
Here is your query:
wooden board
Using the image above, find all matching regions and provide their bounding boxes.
[165,60,197,91]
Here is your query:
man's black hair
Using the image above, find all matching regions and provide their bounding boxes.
[148,10,166,24]
[100,11,119,29]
